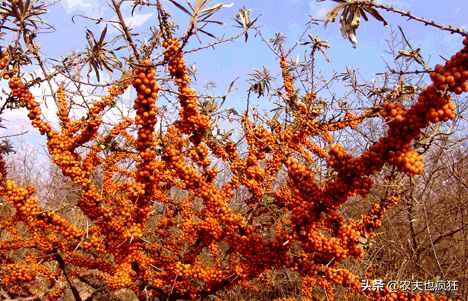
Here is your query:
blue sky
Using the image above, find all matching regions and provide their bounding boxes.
[1,0,467,164]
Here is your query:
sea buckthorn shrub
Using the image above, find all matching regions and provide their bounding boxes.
[0,6,467,301]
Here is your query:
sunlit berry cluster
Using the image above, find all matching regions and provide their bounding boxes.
[280,56,297,101]
[359,195,400,234]
[9,76,54,135]
[430,40,468,95]
[131,59,159,223]
[0,49,10,80]
[393,148,423,175]
[163,38,210,144]
[382,102,407,123]
[55,84,70,127]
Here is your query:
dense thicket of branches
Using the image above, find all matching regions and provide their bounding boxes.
[0,1,467,300]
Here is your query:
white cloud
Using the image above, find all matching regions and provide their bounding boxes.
[2,108,30,134]
[53,0,155,26]
[123,12,154,29]
[61,0,94,10]
[52,0,106,18]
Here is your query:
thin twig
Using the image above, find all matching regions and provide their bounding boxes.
[0,130,29,139]
[111,0,140,61]
[362,0,467,36]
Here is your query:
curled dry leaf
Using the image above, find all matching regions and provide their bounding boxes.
[324,0,388,47]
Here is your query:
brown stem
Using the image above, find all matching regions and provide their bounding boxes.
[111,0,140,61]
[359,0,467,36]
[405,180,419,259]
[53,251,83,301]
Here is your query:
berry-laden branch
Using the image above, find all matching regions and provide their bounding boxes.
[0,19,466,301]
[163,38,210,145]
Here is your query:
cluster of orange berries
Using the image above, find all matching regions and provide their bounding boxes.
[71,80,130,148]
[283,38,467,300]
[1,264,35,285]
[47,134,90,184]
[175,261,225,284]
[382,102,407,123]
[0,50,10,81]
[3,180,82,243]
[251,124,276,153]
[163,38,210,142]
[0,238,36,252]
[430,38,468,95]
[334,39,467,183]
[0,50,9,67]
[327,144,351,169]
[283,158,324,225]
[426,101,456,123]
[108,262,135,289]
[9,76,53,135]
[232,127,267,197]
[123,223,144,240]
[323,267,361,290]
[3,180,38,215]
[415,38,467,123]
[55,85,70,127]
[208,142,228,160]
[337,223,363,253]
[409,89,456,127]
[304,140,327,158]
[305,229,352,261]
[133,59,158,139]
[280,56,297,101]
[1,66,148,299]
[109,118,133,140]
[393,148,424,175]
[72,111,103,148]
[187,143,210,166]
[341,111,359,129]
[330,109,376,131]
[82,235,106,253]
[109,76,132,97]
[130,59,160,223]
[360,195,400,234]
[8,70,146,235]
